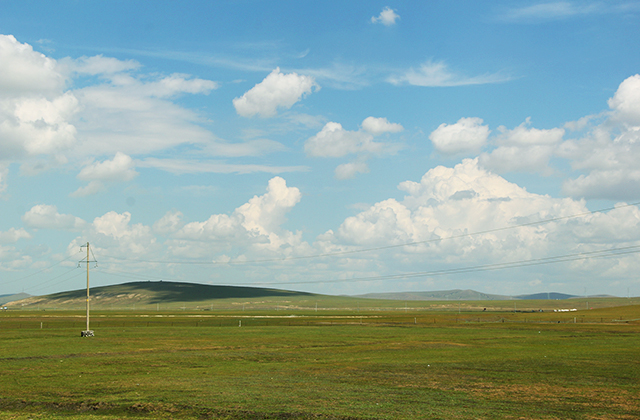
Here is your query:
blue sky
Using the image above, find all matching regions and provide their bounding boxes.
[1,1,640,298]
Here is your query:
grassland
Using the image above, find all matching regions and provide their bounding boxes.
[1,302,639,419]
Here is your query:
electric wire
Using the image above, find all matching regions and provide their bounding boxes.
[25,270,86,294]
[0,250,82,287]
[92,243,640,287]
[98,201,640,266]
[245,245,640,286]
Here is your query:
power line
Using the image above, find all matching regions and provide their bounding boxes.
[0,251,82,287]
[24,270,86,294]
[91,243,640,288]
[243,244,640,286]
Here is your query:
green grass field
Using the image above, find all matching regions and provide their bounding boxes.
[1,304,639,419]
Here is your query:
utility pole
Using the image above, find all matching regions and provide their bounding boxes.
[80,242,96,337]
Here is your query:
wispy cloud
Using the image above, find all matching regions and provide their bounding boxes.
[293,63,370,90]
[387,60,512,87]
[498,1,640,22]
[137,158,309,175]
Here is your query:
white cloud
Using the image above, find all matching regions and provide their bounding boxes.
[305,122,375,158]
[316,159,640,292]
[0,34,65,96]
[558,75,640,199]
[0,246,33,271]
[608,74,640,126]
[305,118,402,158]
[294,63,369,90]
[67,211,159,260]
[388,60,511,87]
[430,117,490,155]
[22,204,86,230]
[72,77,215,157]
[171,177,307,256]
[233,68,319,118]
[77,152,138,182]
[61,54,141,76]
[153,210,185,235]
[305,117,403,179]
[95,72,218,99]
[499,2,605,22]
[479,118,564,173]
[70,152,138,197]
[138,158,308,175]
[0,228,31,243]
[203,138,287,157]
[361,117,404,135]
[0,35,228,188]
[70,180,106,197]
[371,7,400,26]
[143,74,218,97]
[335,161,370,180]
[563,170,640,200]
[0,164,7,194]
[0,92,79,159]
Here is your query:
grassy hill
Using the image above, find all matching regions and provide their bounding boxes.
[0,293,31,306]
[8,281,319,310]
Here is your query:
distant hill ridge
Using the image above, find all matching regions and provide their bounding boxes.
[356,289,581,301]
[6,282,605,309]
[0,293,31,306]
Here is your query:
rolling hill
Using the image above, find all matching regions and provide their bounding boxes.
[5,281,596,312]
[8,281,313,309]
[0,293,31,306]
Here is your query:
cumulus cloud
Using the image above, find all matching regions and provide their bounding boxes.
[305,122,376,158]
[0,92,79,160]
[371,7,400,26]
[22,205,86,230]
[305,117,403,179]
[0,35,65,96]
[305,117,403,158]
[325,157,581,252]
[335,161,370,180]
[479,118,564,173]
[70,152,138,197]
[68,211,159,260]
[0,228,31,243]
[233,68,318,118]
[558,75,640,199]
[153,210,185,235]
[0,34,229,192]
[361,117,404,135]
[388,60,511,87]
[430,117,490,155]
[170,177,307,257]
[563,170,640,200]
[316,159,640,292]
[608,74,640,126]
[77,152,138,182]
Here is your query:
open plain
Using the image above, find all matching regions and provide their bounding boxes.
[1,297,639,419]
